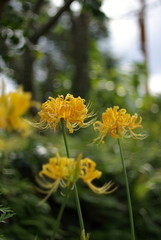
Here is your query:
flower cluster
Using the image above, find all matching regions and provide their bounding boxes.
[37,94,94,133]
[37,154,116,199]
[32,93,145,240]
[36,95,144,198]
[94,106,143,143]
[0,87,32,135]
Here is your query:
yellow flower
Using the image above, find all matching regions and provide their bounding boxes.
[94,106,143,143]
[37,154,116,200]
[37,94,94,133]
[0,87,32,135]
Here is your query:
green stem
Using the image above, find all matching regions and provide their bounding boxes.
[117,138,135,240]
[74,183,85,231]
[51,120,71,239]
[61,119,85,232]
[61,119,70,158]
[52,187,71,240]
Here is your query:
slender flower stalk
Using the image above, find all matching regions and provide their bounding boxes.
[52,186,72,240]
[117,138,135,240]
[61,119,85,234]
[74,183,85,232]
[61,119,70,158]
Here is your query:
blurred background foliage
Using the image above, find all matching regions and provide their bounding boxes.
[1,0,161,239]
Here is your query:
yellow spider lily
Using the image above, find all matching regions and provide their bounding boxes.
[94,106,144,143]
[37,94,95,133]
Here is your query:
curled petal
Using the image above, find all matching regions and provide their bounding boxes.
[80,158,102,182]
[86,180,118,194]
[36,175,55,189]
[36,178,61,203]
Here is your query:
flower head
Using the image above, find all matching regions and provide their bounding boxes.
[37,94,94,133]
[0,87,32,135]
[94,106,143,143]
[36,154,116,200]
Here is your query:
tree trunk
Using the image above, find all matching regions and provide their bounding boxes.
[138,0,150,95]
[42,54,56,101]
[70,12,90,99]
[15,47,36,99]
[22,48,35,94]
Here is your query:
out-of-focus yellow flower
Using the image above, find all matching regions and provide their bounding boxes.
[94,106,143,143]
[37,94,94,133]
[38,154,80,189]
[0,137,27,152]
[37,154,116,200]
[0,87,32,135]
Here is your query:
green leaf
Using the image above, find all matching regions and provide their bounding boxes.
[0,205,15,223]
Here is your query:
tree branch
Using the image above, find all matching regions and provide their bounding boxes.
[30,0,74,44]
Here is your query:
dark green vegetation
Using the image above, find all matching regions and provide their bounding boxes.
[1,0,161,239]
